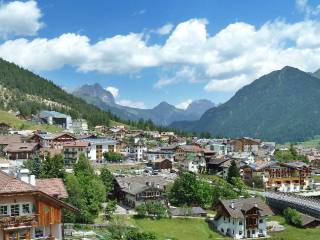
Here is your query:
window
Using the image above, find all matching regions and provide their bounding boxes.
[252,230,256,234]
[239,220,243,225]
[259,229,263,234]
[34,227,44,238]
[22,204,30,215]
[0,205,8,216]
[10,204,20,216]
[259,219,263,223]
[239,231,242,235]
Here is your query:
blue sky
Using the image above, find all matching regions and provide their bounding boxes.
[1,0,320,109]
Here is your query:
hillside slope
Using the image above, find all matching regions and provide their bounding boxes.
[0,58,123,127]
[171,66,320,142]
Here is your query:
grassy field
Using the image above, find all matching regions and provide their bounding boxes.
[103,163,145,173]
[0,110,62,132]
[132,217,229,240]
[268,215,320,240]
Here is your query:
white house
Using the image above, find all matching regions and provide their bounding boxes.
[83,138,118,163]
[180,155,206,174]
[125,142,147,161]
[214,197,273,239]
[145,149,175,162]
[72,119,88,133]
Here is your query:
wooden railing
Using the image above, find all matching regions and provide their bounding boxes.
[0,214,38,228]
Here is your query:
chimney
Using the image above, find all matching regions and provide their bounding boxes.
[128,183,131,190]
[231,201,234,209]
[18,169,30,184]
[254,203,258,208]
[29,175,36,186]
[146,181,150,186]
[157,184,160,189]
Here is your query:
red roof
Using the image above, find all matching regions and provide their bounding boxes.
[63,141,89,148]
[36,178,68,198]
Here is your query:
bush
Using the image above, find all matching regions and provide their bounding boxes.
[283,207,302,227]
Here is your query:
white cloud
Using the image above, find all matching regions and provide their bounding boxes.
[0,0,43,39]
[117,99,146,109]
[176,99,192,110]
[296,0,320,18]
[106,86,119,98]
[4,17,320,92]
[155,23,174,35]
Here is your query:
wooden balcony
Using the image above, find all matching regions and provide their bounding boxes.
[0,214,38,229]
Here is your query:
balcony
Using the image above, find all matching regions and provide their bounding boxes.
[0,214,38,229]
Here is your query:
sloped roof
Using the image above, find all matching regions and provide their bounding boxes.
[170,207,207,216]
[0,135,22,145]
[218,197,273,219]
[36,178,68,199]
[3,142,38,153]
[0,170,37,194]
[0,170,76,211]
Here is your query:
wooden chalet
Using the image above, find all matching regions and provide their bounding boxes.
[0,171,76,240]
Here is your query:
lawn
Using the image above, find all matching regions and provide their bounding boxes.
[104,163,145,173]
[132,217,229,240]
[268,215,320,240]
[0,110,62,132]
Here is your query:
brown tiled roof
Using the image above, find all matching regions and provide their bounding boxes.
[0,171,77,212]
[63,141,89,148]
[218,197,273,219]
[177,145,203,152]
[36,178,68,199]
[0,135,22,145]
[0,171,37,194]
[3,142,38,153]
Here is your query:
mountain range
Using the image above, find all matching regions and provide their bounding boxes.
[72,83,215,125]
[171,66,320,143]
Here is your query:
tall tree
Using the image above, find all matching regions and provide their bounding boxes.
[227,160,240,184]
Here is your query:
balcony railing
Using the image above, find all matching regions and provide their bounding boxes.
[0,214,38,228]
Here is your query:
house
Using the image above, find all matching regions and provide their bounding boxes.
[228,138,261,153]
[83,138,118,163]
[107,127,127,140]
[145,149,175,162]
[114,175,173,208]
[0,135,22,155]
[63,141,89,164]
[170,207,207,217]
[214,197,273,239]
[39,110,72,130]
[152,159,173,171]
[125,142,147,161]
[208,142,228,155]
[242,161,312,192]
[31,133,77,149]
[180,155,206,174]
[206,157,230,174]
[3,143,39,165]
[0,170,76,240]
[175,145,203,162]
[72,119,88,134]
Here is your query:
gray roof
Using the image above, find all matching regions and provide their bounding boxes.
[300,213,320,227]
[170,207,207,216]
[39,110,70,118]
[116,175,173,195]
[218,197,273,219]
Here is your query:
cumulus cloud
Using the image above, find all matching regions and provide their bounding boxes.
[117,99,146,109]
[106,86,119,98]
[0,0,43,39]
[154,23,174,35]
[4,17,320,92]
[176,99,192,110]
